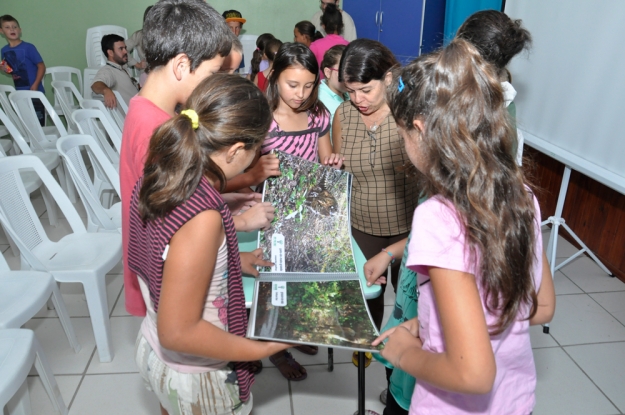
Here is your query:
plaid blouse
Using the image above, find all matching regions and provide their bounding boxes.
[337,102,419,236]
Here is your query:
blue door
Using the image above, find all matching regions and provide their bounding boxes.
[379,0,425,64]
[343,0,382,41]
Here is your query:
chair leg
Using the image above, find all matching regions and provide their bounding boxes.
[82,276,114,363]
[32,337,69,415]
[5,379,32,415]
[50,283,81,354]
[40,186,58,227]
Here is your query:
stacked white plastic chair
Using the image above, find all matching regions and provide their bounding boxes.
[72,108,122,157]
[111,90,128,130]
[0,329,68,415]
[0,85,30,139]
[45,66,83,116]
[82,68,100,100]
[57,135,121,232]
[86,25,128,68]
[51,80,84,134]
[0,155,122,362]
[240,34,259,75]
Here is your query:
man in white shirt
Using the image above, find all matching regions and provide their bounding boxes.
[311,0,357,42]
[91,34,139,109]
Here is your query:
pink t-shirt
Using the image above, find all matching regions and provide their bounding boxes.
[309,34,349,78]
[120,95,171,317]
[406,193,543,415]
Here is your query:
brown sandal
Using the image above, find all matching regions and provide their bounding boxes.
[269,351,307,381]
[295,345,319,355]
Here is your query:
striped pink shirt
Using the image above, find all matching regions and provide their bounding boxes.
[261,108,331,162]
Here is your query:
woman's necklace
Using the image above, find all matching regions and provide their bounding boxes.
[362,106,390,132]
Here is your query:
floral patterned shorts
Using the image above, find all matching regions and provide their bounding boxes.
[135,333,252,415]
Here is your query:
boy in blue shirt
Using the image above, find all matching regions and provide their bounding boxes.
[0,14,46,125]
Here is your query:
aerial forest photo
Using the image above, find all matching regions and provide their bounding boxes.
[252,279,381,351]
[259,151,356,274]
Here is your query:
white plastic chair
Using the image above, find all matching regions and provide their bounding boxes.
[0,139,13,155]
[86,25,128,68]
[0,107,65,227]
[57,135,121,232]
[0,249,80,353]
[80,99,121,141]
[45,67,83,116]
[0,329,68,415]
[83,67,101,101]
[72,108,122,157]
[0,85,29,138]
[240,34,259,75]
[8,90,67,152]
[111,90,128,130]
[0,155,122,363]
[51,81,84,134]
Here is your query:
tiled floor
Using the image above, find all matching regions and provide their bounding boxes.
[3,192,625,415]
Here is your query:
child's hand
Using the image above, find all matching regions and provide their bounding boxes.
[236,202,275,232]
[249,154,281,185]
[322,153,344,170]
[373,324,423,370]
[223,192,261,214]
[363,251,391,287]
[240,248,273,277]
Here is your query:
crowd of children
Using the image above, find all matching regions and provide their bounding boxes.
[1,1,555,414]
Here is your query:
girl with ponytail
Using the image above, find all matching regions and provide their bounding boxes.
[372,39,555,415]
[129,74,291,415]
[248,33,275,82]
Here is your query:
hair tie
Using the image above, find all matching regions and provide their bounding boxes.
[181,109,199,130]
[398,76,406,92]
[256,47,260,51]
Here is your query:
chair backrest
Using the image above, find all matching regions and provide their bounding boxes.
[0,246,9,271]
[86,25,128,68]
[80,99,119,137]
[57,135,121,231]
[0,85,28,138]
[51,81,84,134]
[72,109,121,160]
[240,34,259,75]
[110,91,127,130]
[0,108,34,155]
[0,155,86,270]
[83,67,101,100]
[8,91,68,150]
[45,66,84,100]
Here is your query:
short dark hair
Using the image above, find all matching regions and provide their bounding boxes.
[101,34,125,58]
[266,43,324,117]
[321,4,343,35]
[0,15,19,27]
[143,0,231,72]
[339,39,398,84]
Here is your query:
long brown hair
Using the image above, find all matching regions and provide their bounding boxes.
[139,74,272,221]
[388,39,538,334]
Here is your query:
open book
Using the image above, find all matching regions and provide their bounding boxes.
[246,151,381,352]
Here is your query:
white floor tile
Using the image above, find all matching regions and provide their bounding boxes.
[3,249,21,270]
[250,367,292,415]
[111,288,132,316]
[27,375,81,415]
[565,342,625,413]
[87,316,142,374]
[291,362,386,415]
[560,257,625,293]
[34,273,124,319]
[0,244,8,253]
[541,230,579,259]
[530,325,559,349]
[69,373,160,415]
[590,291,625,326]
[553,271,583,295]
[548,294,625,346]
[31,191,47,218]
[24,317,96,375]
[40,196,89,220]
[0,224,10,244]
[533,348,618,415]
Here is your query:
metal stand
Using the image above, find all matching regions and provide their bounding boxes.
[541,166,613,333]
[352,352,380,415]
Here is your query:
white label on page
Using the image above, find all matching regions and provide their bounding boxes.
[271,282,287,307]
[271,233,286,273]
